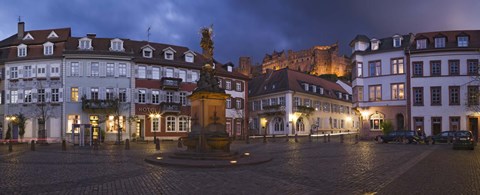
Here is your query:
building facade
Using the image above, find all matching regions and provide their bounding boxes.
[248,68,358,136]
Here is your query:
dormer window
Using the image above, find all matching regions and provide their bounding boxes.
[184,50,196,63]
[110,38,124,51]
[43,42,54,55]
[458,36,469,47]
[47,31,59,39]
[162,47,176,60]
[23,33,34,41]
[435,37,446,48]
[78,37,92,50]
[370,39,380,50]
[141,45,155,58]
[393,35,402,47]
[227,66,232,72]
[416,39,427,49]
[17,44,27,57]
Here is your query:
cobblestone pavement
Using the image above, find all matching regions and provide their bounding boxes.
[0,136,478,195]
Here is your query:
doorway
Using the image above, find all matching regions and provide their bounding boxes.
[136,119,144,140]
[396,114,404,130]
[431,117,442,136]
[469,117,478,142]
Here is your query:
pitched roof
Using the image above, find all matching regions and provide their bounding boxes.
[0,28,71,48]
[410,30,480,52]
[249,68,349,101]
[349,34,370,46]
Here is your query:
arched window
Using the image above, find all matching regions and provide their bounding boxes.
[369,113,384,130]
[273,117,284,131]
[296,117,305,132]
[166,116,176,132]
[178,116,188,132]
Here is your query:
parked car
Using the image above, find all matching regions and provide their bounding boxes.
[430,131,456,144]
[375,130,420,144]
[452,130,475,150]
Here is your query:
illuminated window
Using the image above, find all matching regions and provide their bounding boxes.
[152,118,160,132]
[67,115,81,133]
[179,116,188,132]
[71,87,79,102]
[391,83,404,100]
[369,113,384,130]
[166,116,176,132]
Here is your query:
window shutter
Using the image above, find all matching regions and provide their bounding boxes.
[114,63,119,77]
[32,88,38,103]
[79,62,84,77]
[18,67,23,78]
[5,67,10,79]
[45,88,51,102]
[147,66,153,79]
[187,72,192,82]
[78,87,83,100]
[65,88,70,102]
[126,88,131,102]
[100,62,106,77]
[241,81,245,92]
[134,65,139,78]
[174,92,179,103]
[114,88,119,98]
[134,89,139,103]
[58,88,64,102]
[160,91,166,102]
[18,90,24,103]
[85,62,91,77]
[174,69,179,78]
[6,90,10,103]
[86,87,91,99]
[241,98,245,109]
[223,79,227,90]
[66,63,71,76]
[146,89,151,103]
[100,88,105,100]
[126,63,131,77]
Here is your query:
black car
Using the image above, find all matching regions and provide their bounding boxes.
[430,131,456,144]
[452,130,475,150]
[376,130,420,144]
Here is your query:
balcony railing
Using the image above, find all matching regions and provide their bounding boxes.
[161,77,182,90]
[293,105,315,114]
[259,105,286,116]
[160,102,181,114]
[81,98,118,112]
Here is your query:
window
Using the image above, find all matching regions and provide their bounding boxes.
[152,118,159,132]
[152,67,160,80]
[79,38,92,50]
[91,62,99,76]
[458,36,469,47]
[304,99,311,107]
[226,98,232,109]
[138,66,146,79]
[356,62,363,78]
[413,62,423,77]
[17,44,27,57]
[369,85,382,101]
[179,70,186,82]
[10,67,18,79]
[430,61,441,76]
[449,60,460,75]
[191,71,199,82]
[166,116,176,132]
[369,113,384,130]
[38,89,45,103]
[51,65,60,75]
[43,42,53,55]
[67,115,81,133]
[226,80,232,90]
[138,90,146,103]
[468,86,479,106]
[431,87,442,106]
[416,39,427,49]
[413,87,424,106]
[37,66,46,76]
[152,90,159,104]
[371,40,379,50]
[179,116,188,132]
[273,117,284,132]
[51,89,59,102]
[119,89,127,102]
[71,87,79,102]
[369,61,381,76]
[270,98,278,105]
[294,97,301,106]
[393,37,402,47]
[449,86,460,105]
[106,88,114,100]
[90,88,98,100]
[358,86,364,102]
[166,91,173,103]
[391,58,404,74]
[106,63,114,76]
[165,68,174,78]
[414,117,424,132]
[391,83,405,100]
[185,54,194,63]
[71,62,79,76]
[110,39,124,51]
[253,101,261,111]
[143,49,152,58]
[468,59,479,75]
[119,63,127,77]
[236,82,242,91]
[236,99,242,109]
[180,92,186,105]
[10,90,18,103]
[341,120,345,129]
[450,117,460,131]
[435,37,445,48]
[24,89,32,103]
[279,97,285,106]
[323,102,330,112]
[165,51,174,60]
[24,66,32,78]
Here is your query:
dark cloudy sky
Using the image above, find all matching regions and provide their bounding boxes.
[0,0,479,65]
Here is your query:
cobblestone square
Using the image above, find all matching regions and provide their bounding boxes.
[0,137,479,194]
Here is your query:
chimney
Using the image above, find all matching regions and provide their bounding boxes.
[17,22,25,40]
[86,33,96,38]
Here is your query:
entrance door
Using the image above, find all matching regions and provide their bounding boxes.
[136,119,144,140]
[469,118,478,142]
[432,117,442,136]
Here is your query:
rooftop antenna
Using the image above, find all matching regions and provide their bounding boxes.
[18,16,21,22]
[147,25,151,41]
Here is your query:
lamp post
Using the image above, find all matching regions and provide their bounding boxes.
[149,113,160,144]
[6,115,16,152]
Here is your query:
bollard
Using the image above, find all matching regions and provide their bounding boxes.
[340,134,344,143]
[155,138,160,150]
[328,134,331,142]
[62,140,67,151]
[178,138,183,148]
[285,134,289,142]
[31,140,35,151]
[263,134,267,144]
[125,139,130,150]
[294,133,298,143]
[324,134,327,143]
[309,133,312,142]
[272,134,276,142]
[355,134,359,144]
[8,141,12,152]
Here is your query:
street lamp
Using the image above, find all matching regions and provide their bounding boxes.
[6,115,16,152]
[149,113,161,144]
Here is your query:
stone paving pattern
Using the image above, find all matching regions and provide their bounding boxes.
[0,135,478,194]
